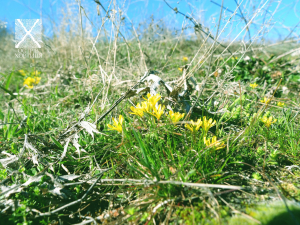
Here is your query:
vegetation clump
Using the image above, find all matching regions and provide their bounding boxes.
[0,0,300,224]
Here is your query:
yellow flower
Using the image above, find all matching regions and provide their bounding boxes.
[178,68,183,72]
[141,101,151,112]
[260,97,271,104]
[19,70,26,76]
[204,136,225,150]
[182,57,188,62]
[19,70,41,78]
[149,104,165,120]
[185,118,202,133]
[130,103,144,117]
[23,76,41,89]
[202,116,216,133]
[261,116,277,128]
[107,115,124,133]
[277,102,285,107]
[31,70,41,76]
[250,83,258,89]
[34,76,41,85]
[23,77,35,89]
[143,93,161,109]
[168,111,185,123]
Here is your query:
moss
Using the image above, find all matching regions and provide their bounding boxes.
[227,201,300,225]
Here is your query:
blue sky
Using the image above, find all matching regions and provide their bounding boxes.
[0,0,299,42]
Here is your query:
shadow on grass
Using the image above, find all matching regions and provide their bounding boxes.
[266,209,300,225]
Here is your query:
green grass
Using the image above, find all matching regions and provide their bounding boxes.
[0,2,300,224]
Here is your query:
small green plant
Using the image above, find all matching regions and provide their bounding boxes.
[252,172,262,181]
[0,168,7,180]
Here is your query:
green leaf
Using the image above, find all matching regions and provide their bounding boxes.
[184,169,196,181]
[132,129,158,179]
[5,71,14,89]
[132,129,149,167]
[0,110,4,120]
[7,125,18,139]
[50,136,64,149]
[55,85,58,96]
[127,207,136,215]
[289,75,300,82]
[0,85,16,99]
[31,168,37,176]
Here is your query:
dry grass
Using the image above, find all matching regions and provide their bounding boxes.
[0,0,300,224]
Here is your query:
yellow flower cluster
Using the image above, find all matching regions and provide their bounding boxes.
[169,110,185,123]
[182,57,188,62]
[23,77,41,89]
[130,93,166,121]
[277,102,285,107]
[109,93,224,150]
[150,104,165,120]
[129,93,187,123]
[202,117,217,133]
[19,69,41,77]
[185,116,225,150]
[260,97,271,104]
[261,116,277,128]
[109,93,186,133]
[19,70,27,76]
[249,83,258,89]
[185,116,216,134]
[185,118,203,133]
[107,115,124,133]
[130,103,145,117]
[19,70,41,89]
[204,136,225,150]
